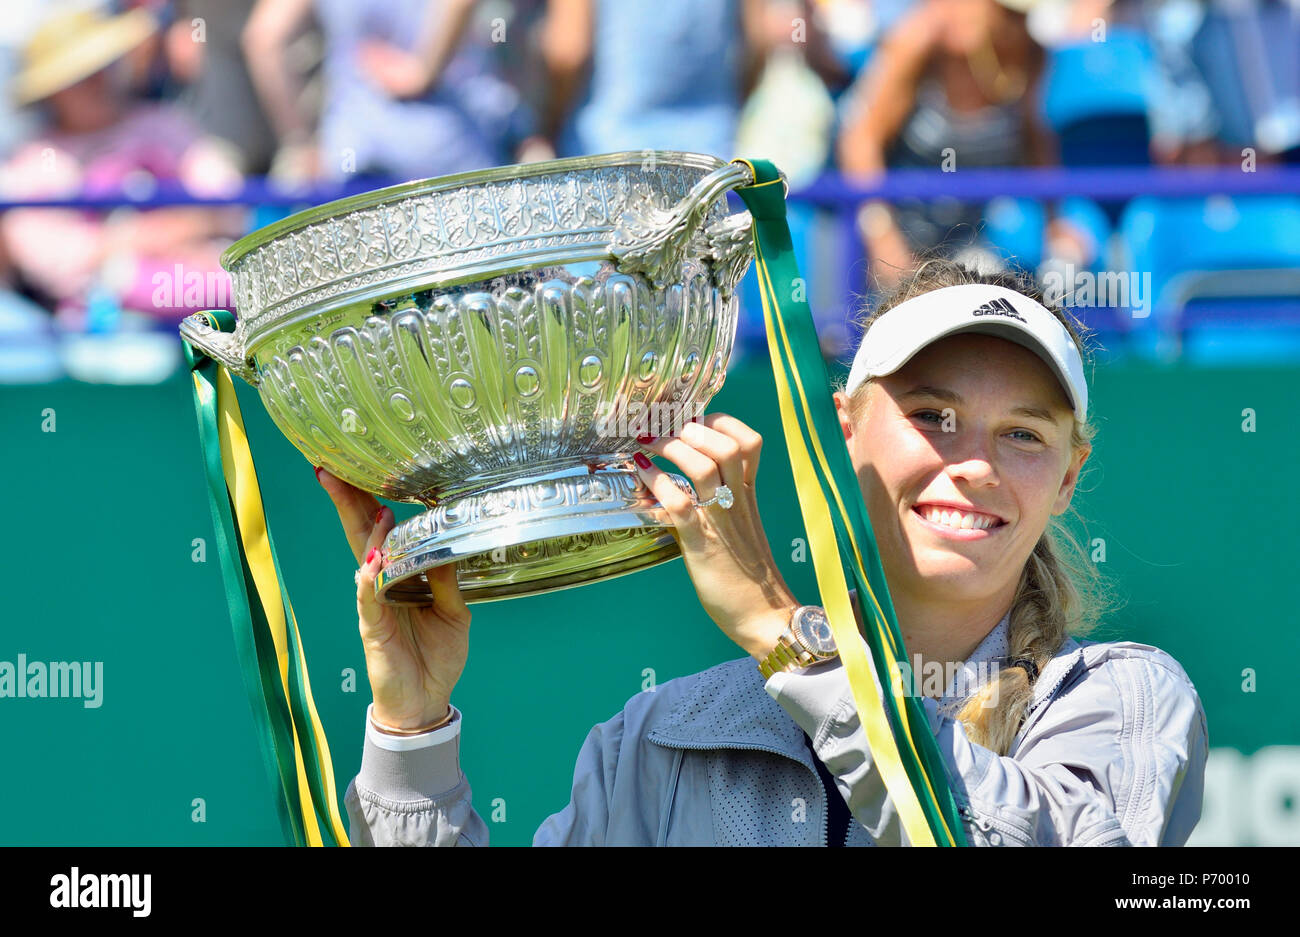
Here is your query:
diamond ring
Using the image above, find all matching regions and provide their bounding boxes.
[696,484,734,511]
[354,569,363,586]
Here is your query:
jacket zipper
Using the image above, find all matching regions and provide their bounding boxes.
[648,737,835,845]
[958,803,1032,845]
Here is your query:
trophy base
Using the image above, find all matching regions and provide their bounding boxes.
[374,461,697,605]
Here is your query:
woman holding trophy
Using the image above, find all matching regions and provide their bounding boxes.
[323,259,1208,847]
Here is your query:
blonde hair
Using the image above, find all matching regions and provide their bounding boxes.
[839,258,1121,755]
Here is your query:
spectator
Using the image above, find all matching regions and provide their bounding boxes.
[1187,0,1300,165]
[837,0,1052,291]
[167,0,280,175]
[734,0,853,187]
[243,0,537,184]
[539,0,771,160]
[0,3,245,337]
[1028,0,1222,166]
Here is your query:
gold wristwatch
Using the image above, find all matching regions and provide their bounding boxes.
[758,605,838,679]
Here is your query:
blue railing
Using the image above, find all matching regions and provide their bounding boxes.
[5,166,1297,209]
[5,166,1299,366]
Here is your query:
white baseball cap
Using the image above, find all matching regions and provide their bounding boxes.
[844,283,1088,422]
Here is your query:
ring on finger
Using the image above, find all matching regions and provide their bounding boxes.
[695,484,734,511]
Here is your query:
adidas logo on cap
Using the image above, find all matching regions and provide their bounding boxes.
[970,297,1026,322]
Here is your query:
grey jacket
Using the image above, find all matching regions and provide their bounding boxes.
[344,619,1209,846]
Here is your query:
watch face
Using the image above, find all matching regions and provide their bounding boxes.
[795,607,837,655]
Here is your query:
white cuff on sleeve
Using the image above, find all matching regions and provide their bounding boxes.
[366,702,461,752]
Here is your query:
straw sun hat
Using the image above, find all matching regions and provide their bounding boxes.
[12,4,157,106]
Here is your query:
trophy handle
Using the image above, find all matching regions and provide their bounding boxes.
[180,312,261,386]
[609,160,760,288]
[695,212,756,303]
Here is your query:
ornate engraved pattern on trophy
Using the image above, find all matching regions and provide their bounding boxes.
[253,263,738,502]
[384,469,692,556]
[381,528,656,587]
[229,163,723,341]
[377,469,694,596]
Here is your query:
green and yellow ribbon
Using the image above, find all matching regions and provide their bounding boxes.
[183,310,349,847]
[733,159,968,846]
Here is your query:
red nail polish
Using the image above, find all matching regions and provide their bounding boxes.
[634,452,651,470]
[375,506,386,524]
[314,466,324,483]
[365,546,377,564]
[636,433,656,444]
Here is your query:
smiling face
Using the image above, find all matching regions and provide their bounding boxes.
[835,332,1090,615]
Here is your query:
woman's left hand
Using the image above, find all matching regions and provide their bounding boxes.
[633,413,800,660]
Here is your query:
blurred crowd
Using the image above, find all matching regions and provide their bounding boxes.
[0,0,1297,382]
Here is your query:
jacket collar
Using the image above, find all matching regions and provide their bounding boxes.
[933,611,1085,719]
[1028,632,1084,715]
[933,609,1011,720]
[646,656,816,772]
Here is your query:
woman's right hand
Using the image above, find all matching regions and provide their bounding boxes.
[317,467,471,731]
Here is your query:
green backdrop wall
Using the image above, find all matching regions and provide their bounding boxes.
[1,346,1295,845]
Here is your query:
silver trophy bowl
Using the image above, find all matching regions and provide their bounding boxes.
[180,152,757,604]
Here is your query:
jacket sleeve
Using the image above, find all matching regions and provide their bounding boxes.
[764,636,1209,847]
[531,707,626,846]
[344,705,491,846]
